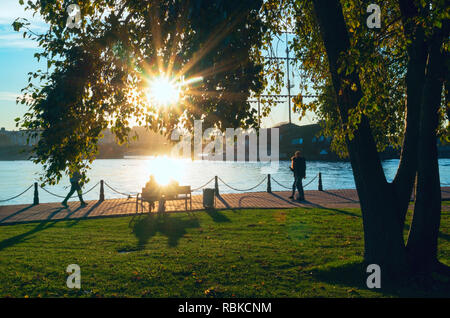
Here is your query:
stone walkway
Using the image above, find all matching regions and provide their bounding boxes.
[0,187,449,225]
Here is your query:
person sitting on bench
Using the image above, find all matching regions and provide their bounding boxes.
[142,175,160,212]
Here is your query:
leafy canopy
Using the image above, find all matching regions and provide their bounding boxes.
[14,0,278,184]
[286,0,449,157]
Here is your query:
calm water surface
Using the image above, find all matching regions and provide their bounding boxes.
[1,158,449,205]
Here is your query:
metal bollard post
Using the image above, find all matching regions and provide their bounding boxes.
[99,180,105,201]
[33,182,39,205]
[214,176,219,196]
[318,172,323,191]
[267,174,272,193]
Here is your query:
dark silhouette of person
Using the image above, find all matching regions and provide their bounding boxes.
[62,169,86,207]
[289,150,306,201]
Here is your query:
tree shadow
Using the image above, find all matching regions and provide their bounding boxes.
[205,209,231,223]
[63,205,83,218]
[438,231,450,241]
[65,201,103,228]
[0,204,34,224]
[0,220,57,251]
[313,261,368,290]
[132,213,200,248]
[313,261,450,297]
[302,201,362,218]
[269,192,299,206]
[322,190,359,203]
[325,207,361,218]
[215,194,238,212]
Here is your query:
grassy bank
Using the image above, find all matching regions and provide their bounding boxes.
[0,206,448,298]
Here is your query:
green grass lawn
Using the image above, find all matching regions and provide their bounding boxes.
[0,206,448,298]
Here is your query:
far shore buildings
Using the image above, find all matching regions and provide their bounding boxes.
[1,124,448,160]
[0,127,38,146]
[275,122,334,160]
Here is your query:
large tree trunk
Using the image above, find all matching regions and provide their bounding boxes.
[312,0,408,279]
[392,0,427,225]
[406,22,447,274]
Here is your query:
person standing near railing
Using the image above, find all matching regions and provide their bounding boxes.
[62,168,87,208]
[289,150,306,201]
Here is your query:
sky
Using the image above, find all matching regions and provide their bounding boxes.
[0,0,314,131]
[0,0,47,130]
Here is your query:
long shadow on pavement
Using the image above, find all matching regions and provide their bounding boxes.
[0,204,35,224]
[321,190,359,203]
[269,192,299,206]
[215,194,238,212]
[64,201,103,228]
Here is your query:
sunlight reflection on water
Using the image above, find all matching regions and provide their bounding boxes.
[0,157,449,205]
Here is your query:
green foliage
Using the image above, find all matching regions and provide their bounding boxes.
[281,0,449,158]
[14,0,272,184]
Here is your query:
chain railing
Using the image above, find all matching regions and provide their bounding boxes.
[270,177,292,190]
[0,184,34,203]
[218,176,268,192]
[271,173,319,190]
[0,174,322,205]
[191,177,215,191]
[2,173,449,206]
[40,181,100,199]
[303,174,319,188]
[104,181,138,199]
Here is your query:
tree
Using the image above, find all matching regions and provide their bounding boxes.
[287,0,448,278]
[14,0,268,184]
[14,0,449,282]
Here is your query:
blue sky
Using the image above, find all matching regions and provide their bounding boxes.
[0,0,314,131]
[0,0,47,130]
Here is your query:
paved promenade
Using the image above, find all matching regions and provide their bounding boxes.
[1,187,449,225]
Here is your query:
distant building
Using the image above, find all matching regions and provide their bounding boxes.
[274,123,335,160]
[0,129,38,146]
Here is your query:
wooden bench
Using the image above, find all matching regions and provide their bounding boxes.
[137,185,192,213]
[164,185,192,211]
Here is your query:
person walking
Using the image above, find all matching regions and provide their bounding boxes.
[62,168,87,207]
[289,150,306,201]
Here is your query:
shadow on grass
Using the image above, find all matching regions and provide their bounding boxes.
[302,202,361,218]
[313,261,450,297]
[438,231,449,242]
[0,220,57,251]
[132,213,200,248]
[205,209,231,223]
[324,207,361,218]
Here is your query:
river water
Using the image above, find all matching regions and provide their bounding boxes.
[1,158,449,205]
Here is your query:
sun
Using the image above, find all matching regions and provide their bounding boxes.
[145,156,186,185]
[147,76,181,106]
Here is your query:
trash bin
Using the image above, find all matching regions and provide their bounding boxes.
[203,188,215,208]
